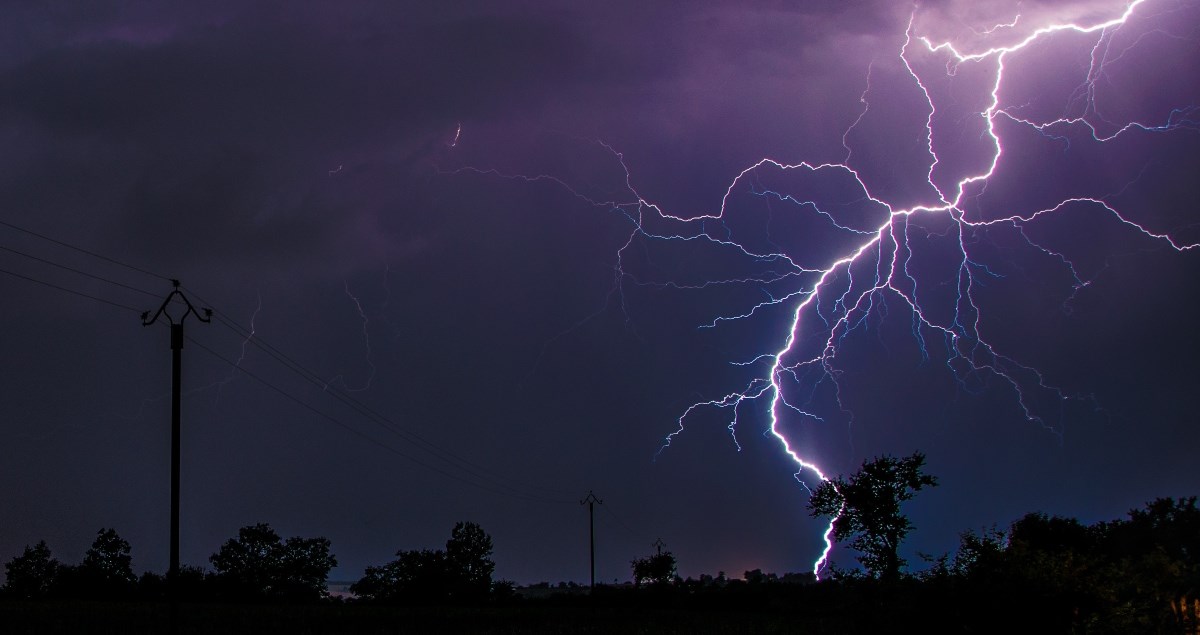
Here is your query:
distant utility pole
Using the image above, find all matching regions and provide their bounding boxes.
[581,490,603,591]
[653,538,666,555]
[141,281,210,598]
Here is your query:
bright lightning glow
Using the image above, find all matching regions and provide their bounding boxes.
[455,0,1198,578]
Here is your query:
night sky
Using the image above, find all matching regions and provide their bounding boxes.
[2,0,1199,586]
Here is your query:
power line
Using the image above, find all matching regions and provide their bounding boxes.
[208,313,544,491]
[0,217,169,282]
[599,499,642,539]
[188,290,577,501]
[0,219,578,503]
[0,265,143,313]
[186,335,574,504]
[0,243,160,298]
[0,254,570,502]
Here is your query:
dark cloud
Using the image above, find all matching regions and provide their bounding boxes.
[0,0,1197,586]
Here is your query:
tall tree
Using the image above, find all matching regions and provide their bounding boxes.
[276,535,337,599]
[81,528,137,586]
[61,527,139,599]
[808,451,938,580]
[445,521,494,600]
[210,523,281,598]
[2,541,60,599]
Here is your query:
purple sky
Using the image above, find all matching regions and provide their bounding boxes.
[2,0,1198,585]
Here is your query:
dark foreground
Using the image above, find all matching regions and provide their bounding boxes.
[3,574,1193,634]
[0,602,837,635]
[0,581,988,635]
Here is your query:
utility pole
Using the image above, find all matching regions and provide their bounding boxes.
[580,490,602,591]
[142,280,210,627]
[653,538,666,556]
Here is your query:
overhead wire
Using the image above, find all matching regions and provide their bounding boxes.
[0,243,161,298]
[0,217,580,503]
[0,218,171,282]
[0,216,164,309]
[186,288,580,502]
[0,265,144,313]
[599,500,644,540]
[185,335,572,503]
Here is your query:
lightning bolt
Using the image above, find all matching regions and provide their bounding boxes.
[454,0,1198,577]
[115,293,262,420]
[327,280,377,392]
[972,13,1022,37]
[206,291,262,405]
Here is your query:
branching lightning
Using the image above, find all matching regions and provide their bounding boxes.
[454,0,1198,577]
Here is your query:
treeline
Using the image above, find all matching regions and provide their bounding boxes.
[532,497,1196,633]
[1,520,507,606]
[1,524,335,603]
[3,500,1198,632]
[918,496,1200,633]
[600,497,1200,633]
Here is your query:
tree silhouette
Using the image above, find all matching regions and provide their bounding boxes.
[1100,497,1200,632]
[352,521,496,604]
[952,525,1006,579]
[81,528,136,587]
[446,521,495,601]
[2,541,59,599]
[52,528,139,599]
[209,523,336,601]
[352,549,450,604]
[939,502,1200,632]
[631,552,677,587]
[210,523,279,597]
[808,451,938,580]
[1001,512,1103,628]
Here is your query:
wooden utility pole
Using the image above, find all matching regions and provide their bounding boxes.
[142,280,210,629]
[581,490,602,591]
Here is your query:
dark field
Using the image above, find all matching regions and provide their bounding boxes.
[0,601,844,635]
[3,578,1187,634]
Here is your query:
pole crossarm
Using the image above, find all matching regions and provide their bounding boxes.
[141,279,212,327]
[581,490,602,590]
[141,280,210,634]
